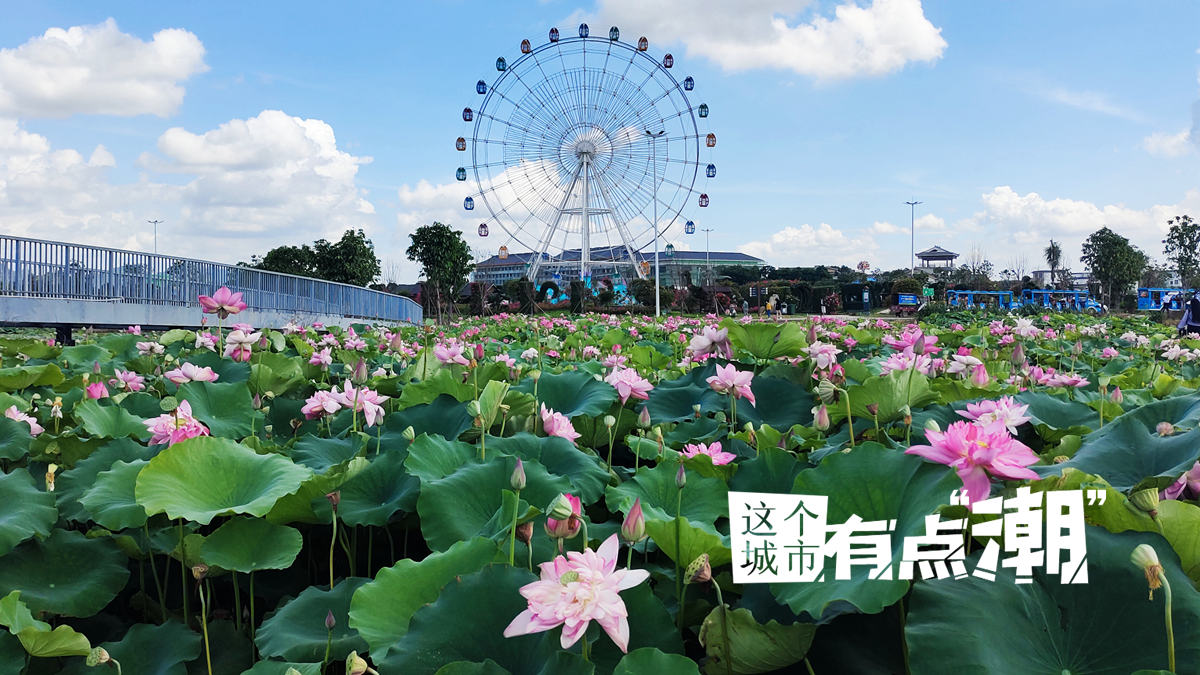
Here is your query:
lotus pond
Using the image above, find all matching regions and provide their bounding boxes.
[1,306,1200,674]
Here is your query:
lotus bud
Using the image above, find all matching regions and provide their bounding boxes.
[924,418,941,434]
[816,378,838,405]
[252,393,263,410]
[812,404,831,431]
[510,459,526,491]
[1130,544,1165,600]
[1073,340,1082,355]
[86,647,112,666]
[192,564,209,581]
[346,651,379,675]
[653,426,664,443]
[286,669,303,675]
[686,553,712,584]
[638,406,652,428]
[675,463,687,489]
[82,372,90,384]
[325,609,337,631]
[621,498,645,544]
[692,404,702,419]
[530,369,541,382]
[806,324,817,343]
[325,491,341,511]
[401,426,416,442]
[970,364,990,388]
[467,400,482,418]
[389,332,405,352]
[474,343,485,361]
[516,521,533,545]
[603,415,616,429]
[1157,422,1174,436]
[1111,387,1124,405]
[912,334,927,356]
[352,358,368,384]
[866,402,879,417]
[1130,488,1159,518]
[93,361,101,374]
[1010,341,1025,366]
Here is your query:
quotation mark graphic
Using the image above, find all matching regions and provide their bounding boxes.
[1085,489,1106,506]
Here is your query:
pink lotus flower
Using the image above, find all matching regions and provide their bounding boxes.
[544,493,582,539]
[302,390,343,420]
[681,441,737,465]
[503,534,650,652]
[223,330,261,362]
[127,325,141,335]
[706,363,755,406]
[883,328,937,354]
[540,404,581,443]
[956,396,1030,435]
[434,341,470,366]
[330,380,389,427]
[194,332,217,351]
[602,354,628,369]
[109,369,146,392]
[688,325,732,359]
[1101,347,1119,359]
[136,341,164,356]
[309,347,333,368]
[198,286,248,319]
[164,363,220,385]
[946,354,982,376]
[906,420,1040,504]
[805,341,842,370]
[969,364,991,388]
[604,367,654,403]
[144,400,210,446]
[494,353,516,368]
[231,322,255,333]
[1161,461,1200,500]
[581,345,601,359]
[85,381,109,399]
[4,406,43,436]
[621,498,645,544]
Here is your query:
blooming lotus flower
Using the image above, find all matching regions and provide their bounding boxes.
[231,322,255,333]
[1047,372,1089,388]
[198,286,248,318]
[1101,346,1119,359]
[144,400,210,446]
[681,441,737,465]
[330,380,389,427]
[602,354,628,368]
[302,390,343,420]
[85,381,109,399]
[604,367,654,403]
[494,353,516,368]
[127,325,141,335]
[136,341,164,356]
[4,406,43,436]
[309,347,333,368]
[946,354,983,376]
[503,534,650,652]
[521,347,539,361]
[905,420,1040,504]
[581,345,601,359]
[544,493,582,539]
[688,325,732,359]
[706,363,755,405]
[956,396,1030,435]
[434,341,470,366]
[194,332,217,351]
[110,369,146,392]
[540,404,581,443]
[163,363,219,385]
[1161,461,1200,501]
[805,341,842,370]
[224,330,261,362]
[883,329,938,354]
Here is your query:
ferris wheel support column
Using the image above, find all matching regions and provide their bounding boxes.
[592,171,647,280]
[645,129,666,317]
[528,161,585,282]
[581,153,591,280]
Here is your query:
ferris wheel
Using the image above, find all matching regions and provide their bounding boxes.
[456,24,714,281]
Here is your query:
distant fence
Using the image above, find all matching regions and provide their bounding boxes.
[0,235,422,324]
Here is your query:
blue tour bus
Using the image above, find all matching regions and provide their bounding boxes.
[945,290,1015,310]
[1021,289,1105,313]
[1137,287,1192,311]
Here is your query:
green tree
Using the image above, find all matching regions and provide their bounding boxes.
[1081,227,1148,307]
[251,244,318,277]
[1163,214,1200,286]
[312,229,381,286]
[1043,240,1062,288]
[406,222,474,318]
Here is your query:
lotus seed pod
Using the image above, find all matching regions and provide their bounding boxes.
[686,553,712,584]
[1130,544,1164,600]
[86,647,111,666]
[603,415,616,429]
[924,418,941,433]
[1129,488,1159,517]
[192,564,209,581]
[547,494,576,521]
[466,400,482,417]
[401,426,416,441]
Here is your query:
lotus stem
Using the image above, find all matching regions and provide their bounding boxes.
[178,520,188,626]
[328,513,338,590]
[844,391,855,447]
[144,522,166,622]
[198,581,212,675]
[231,570,241,633]
[509,489,520,566]
[249,572,257,641]
[675,487,683,629]
[1161,570,1175,673]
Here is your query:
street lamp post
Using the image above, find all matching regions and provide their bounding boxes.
[904,201,922,275]
[147,219,164,255]
[645,129,666,316]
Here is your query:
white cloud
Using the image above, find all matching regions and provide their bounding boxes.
[572,0,946,80]
[870,213,945,235]
[737,222,879,266]
[1143,129,1193,157]
[1042,86,1142,121]
[0,18,207,118]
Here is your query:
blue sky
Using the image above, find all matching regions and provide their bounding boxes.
[0,1,1196,282]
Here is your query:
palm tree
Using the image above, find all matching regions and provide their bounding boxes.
[1044,240,1062,288]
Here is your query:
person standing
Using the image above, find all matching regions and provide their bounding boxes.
[1178,291,1200,336]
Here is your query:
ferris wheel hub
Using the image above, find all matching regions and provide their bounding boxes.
[573,139,599,158]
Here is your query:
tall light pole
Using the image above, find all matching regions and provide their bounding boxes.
[904,201,922,275]
[701,227,714,286]
[645,129,666,316]
[147,219,164,255]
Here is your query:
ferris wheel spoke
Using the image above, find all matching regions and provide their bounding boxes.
[505,56,580,134]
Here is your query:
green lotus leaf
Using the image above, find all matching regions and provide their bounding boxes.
[698,606,814,675]
[0,417,32,462]
[322,449,417,527]
[828,371,937,426]
[734,376,814,429]
[58,621,200,675]
[56,438,155,523]
[614,648,701,675]
[176,380,258,438]
[643,363,724,424]
[200,517,302,572]
[590,583,685,673]
[404,433,478,482]
[379,566,592,675]
[644,516,732,569]
[486,433,610,504]
[263,458,364,525]
[0,591,49,633]
[77,458,148,530]
[434,661,510,675]
[348,537,498,659]
[1017,390,1109,430]
[17,624,91,657]
[135,436,312,525]
[606,461,729,533]
[729,446,803,495]
[514,369,618,418]
[721,319,808,359]
[241,662,322,675]
[906,527,1200,674]
[769,443,960,619]
[60,344,111,370]
[0,469,56,556]
[0,363,64,390]
[289,434,366,473]
[0,633,20,675]
[250,352,307,396]
[255,577,370,663]
[73,399,149,440]
[397,367,474,408]
[385,394,473,442]
[0,529,129,617]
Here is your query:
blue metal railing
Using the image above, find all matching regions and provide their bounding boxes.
[0,235,422,324]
